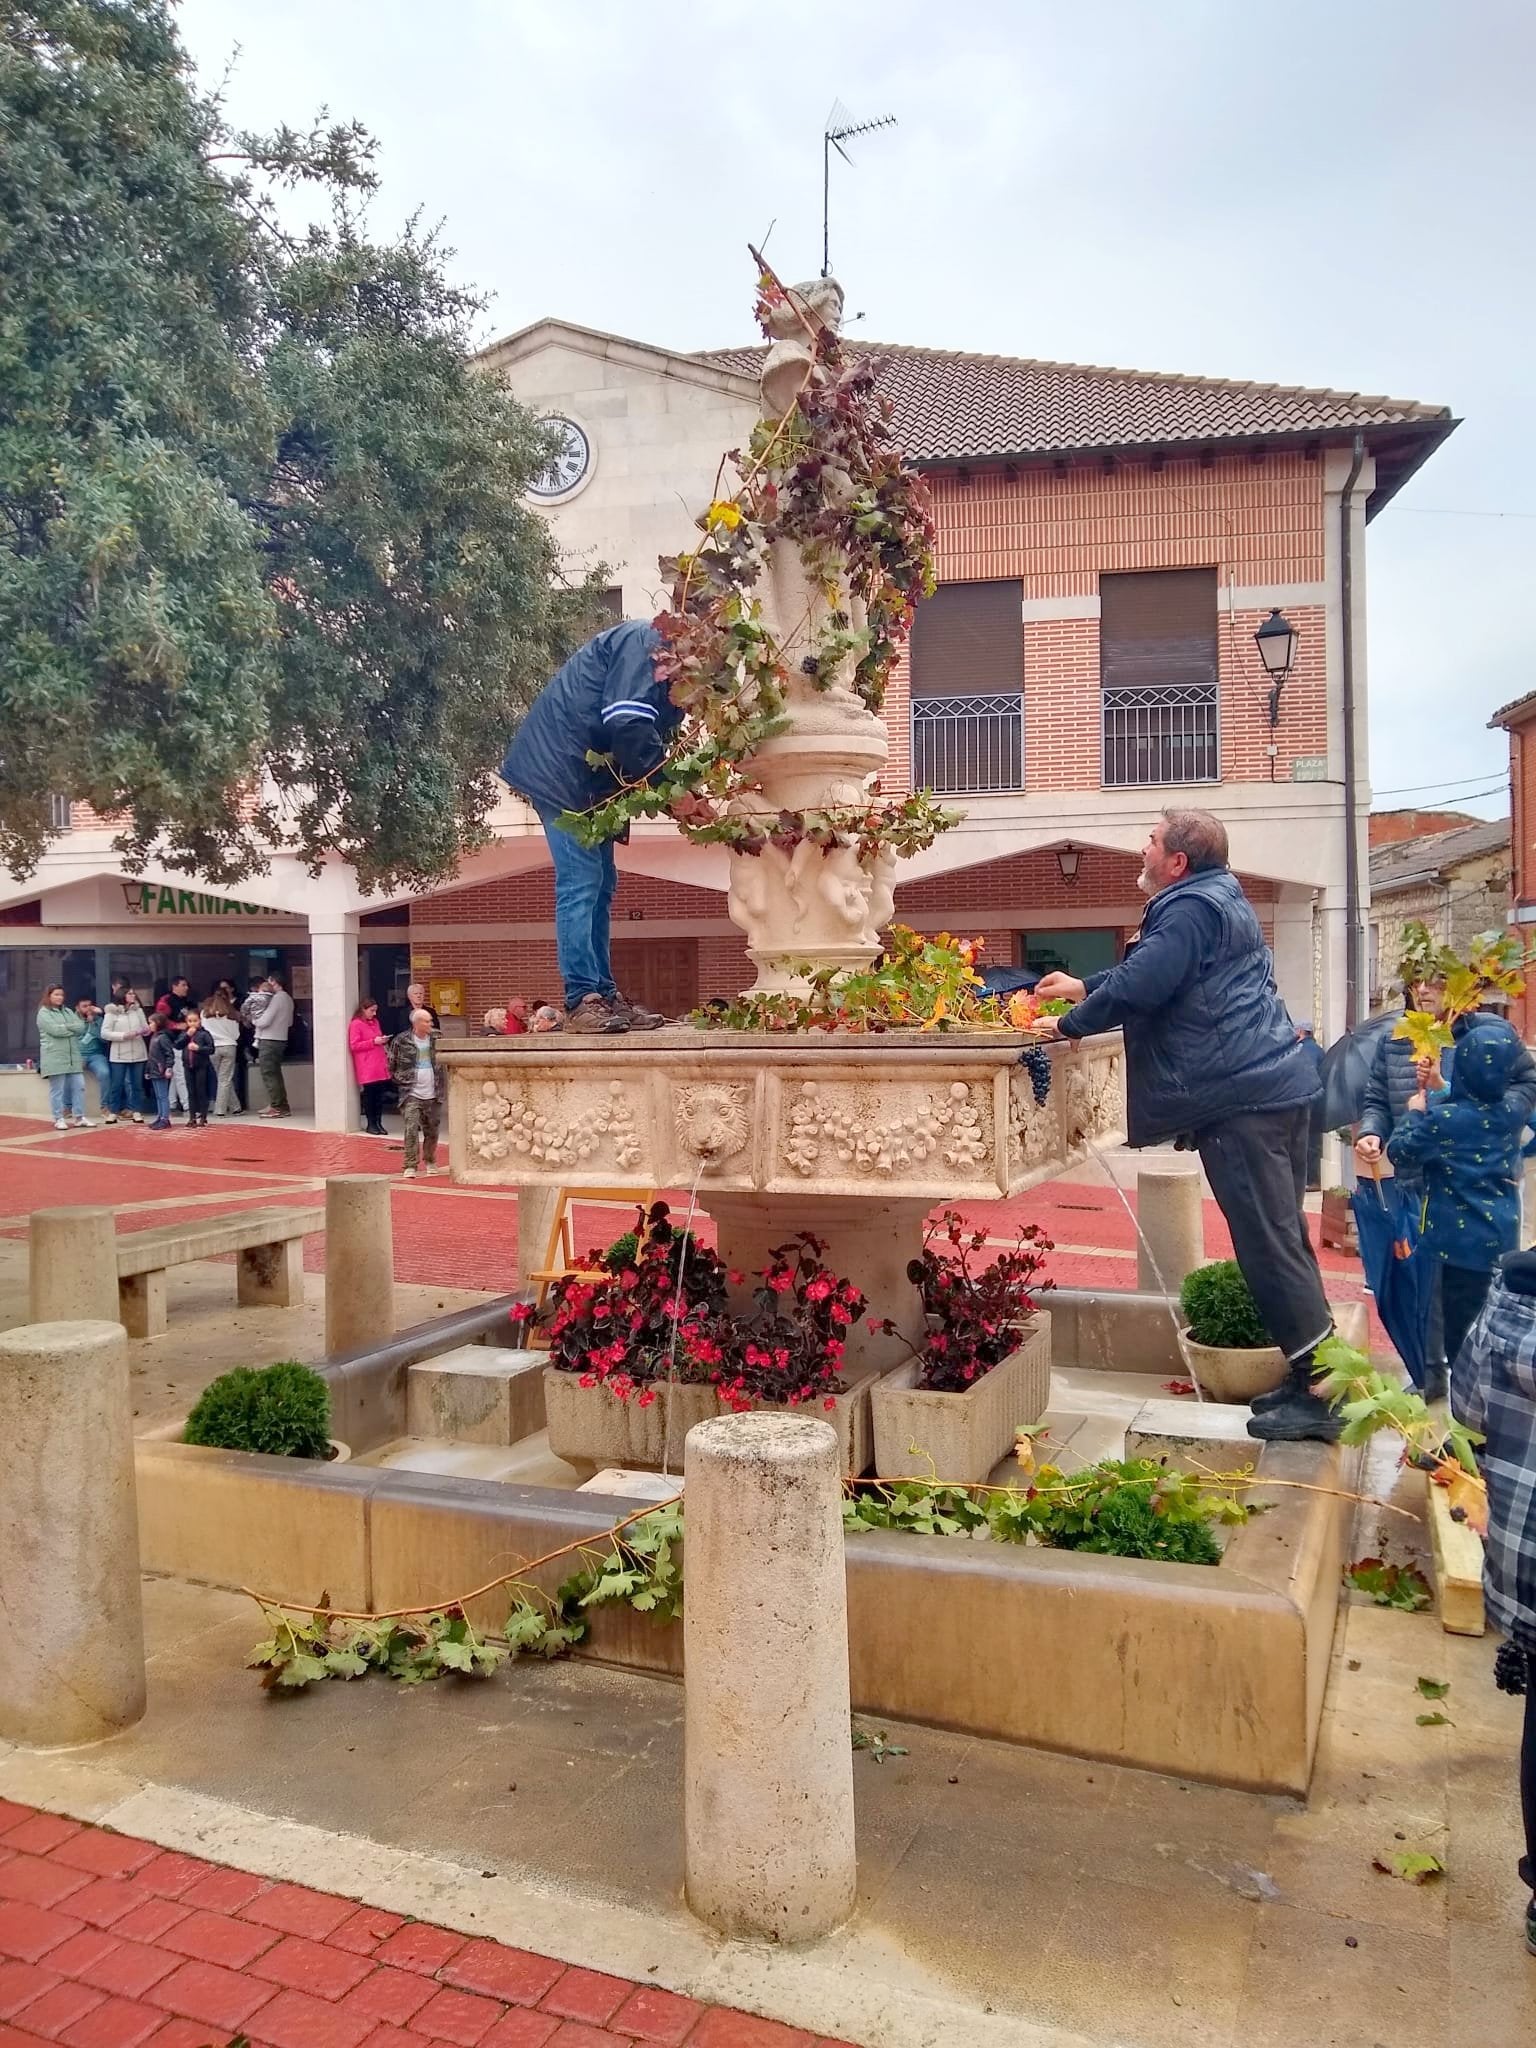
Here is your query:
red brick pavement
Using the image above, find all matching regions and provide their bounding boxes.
[0,1803,854,2048]
[1,1113,1382,1348]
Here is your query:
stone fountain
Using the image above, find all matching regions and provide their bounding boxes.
[442,276,1125,1372]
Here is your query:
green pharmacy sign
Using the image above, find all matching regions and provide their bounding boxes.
[120,883,278,918]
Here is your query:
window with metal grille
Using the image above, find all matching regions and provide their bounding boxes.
[47,794,71,831]
[908,580,1023,791]
[1099,569,1219,787]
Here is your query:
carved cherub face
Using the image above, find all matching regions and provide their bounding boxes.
[764,276,845,340]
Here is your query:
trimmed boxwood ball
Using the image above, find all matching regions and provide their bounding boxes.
[184,1360,332,1458]
[1179,1260,1273,1351]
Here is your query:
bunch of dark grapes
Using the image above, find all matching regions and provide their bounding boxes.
[1495,1639,1528,1696]
[1018,1046,1052,1107]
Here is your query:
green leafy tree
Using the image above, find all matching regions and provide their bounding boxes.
[0,0,601,891]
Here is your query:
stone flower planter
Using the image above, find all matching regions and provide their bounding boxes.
[1177,1330,1286,1405]
[544,1360,882,1478]
[544,1370,715,1475]
[872,1312,1052,1484]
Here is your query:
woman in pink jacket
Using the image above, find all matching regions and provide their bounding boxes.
[349,999,391,1135]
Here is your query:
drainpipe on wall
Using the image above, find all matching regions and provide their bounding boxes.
[1340,432,1366,1029]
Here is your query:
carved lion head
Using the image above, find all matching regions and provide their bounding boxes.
[674,1084,750,1166]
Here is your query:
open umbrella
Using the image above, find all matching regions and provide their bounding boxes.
[1318,1011,1398,1130]
[1349,1170,1435,1388]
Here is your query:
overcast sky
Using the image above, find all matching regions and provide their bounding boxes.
[180,0,1533,821]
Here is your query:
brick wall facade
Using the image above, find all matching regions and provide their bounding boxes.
[870,451,1329,794]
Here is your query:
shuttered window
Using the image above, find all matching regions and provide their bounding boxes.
[1100,569,1219,786]
[908,580,1024,792]
[909,580,1023,698]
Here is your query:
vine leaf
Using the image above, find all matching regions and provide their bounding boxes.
[1415,1676,1450,1700]
[1373,1851,1444,1884]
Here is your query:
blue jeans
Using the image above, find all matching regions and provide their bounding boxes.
[47,1072,84,1121]
[83,1051,111,1112]
[150,1077,172,1125]
[537,807,617,1007]
[106,1061,142,1115]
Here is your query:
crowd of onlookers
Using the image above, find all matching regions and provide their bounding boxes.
[37,972,561,1178]
[36,973,298,1131]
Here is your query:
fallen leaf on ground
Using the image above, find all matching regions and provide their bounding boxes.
[1415,1677,1449,1699]
[1162,1378,1197,1397]
[1373,1851,1444,1884]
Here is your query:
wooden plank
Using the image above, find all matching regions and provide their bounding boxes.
[1427,1475,1485,1636]
[115,1205,324,1278]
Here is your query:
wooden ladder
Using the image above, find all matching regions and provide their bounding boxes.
[524,1186,657,1340]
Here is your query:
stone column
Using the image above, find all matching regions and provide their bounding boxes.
[325,1174,395,1356]
[29,1205,119,1325]
[308,910,361,1133]
[683,1412,856,1943]
[1135,1169,1205,1296]
[0,1320,146,1745]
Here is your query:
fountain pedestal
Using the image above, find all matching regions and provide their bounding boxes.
[441,1028,1124,1374]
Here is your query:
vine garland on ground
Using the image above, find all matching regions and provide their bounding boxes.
[559,252,952,870]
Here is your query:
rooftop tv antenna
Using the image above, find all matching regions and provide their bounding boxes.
[822,102,897,277]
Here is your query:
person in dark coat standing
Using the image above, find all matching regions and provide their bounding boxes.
[1454,1248,1536,1957]
[500,621,680,1035]
[1034,809,1332,1442]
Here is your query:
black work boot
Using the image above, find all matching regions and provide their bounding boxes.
[1246,1355,1342,1442]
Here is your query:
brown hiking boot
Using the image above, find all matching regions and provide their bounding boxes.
[612,992,666,1030]
[565,994,628,1034]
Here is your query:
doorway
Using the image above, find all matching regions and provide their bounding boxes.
[610,938,699,1019]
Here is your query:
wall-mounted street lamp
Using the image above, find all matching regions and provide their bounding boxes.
[1055,843,1081,885]
[1254,607,1299,728]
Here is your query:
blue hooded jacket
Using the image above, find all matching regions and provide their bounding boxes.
[1058,865,1319,1146]
[499,622,682,830]
[1387,1016,1529,1269]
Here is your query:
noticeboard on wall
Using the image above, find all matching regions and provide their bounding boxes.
[428,976,466,1019]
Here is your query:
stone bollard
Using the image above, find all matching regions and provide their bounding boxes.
[683,1412,856,1943]
[29,1205,119,1325]
[0,1321,146,1745]
[325,1175,396,1356]
[1135,1168,1205,1295]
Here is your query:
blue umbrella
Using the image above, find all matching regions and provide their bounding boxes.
[1349,1172,1435,1388]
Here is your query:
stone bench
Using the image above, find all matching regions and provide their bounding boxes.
[113,1206,324,1337]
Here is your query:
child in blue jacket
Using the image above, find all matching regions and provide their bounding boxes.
[1388,1017,1530,1409]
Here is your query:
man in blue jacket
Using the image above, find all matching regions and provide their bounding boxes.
[1035,809,1333,1441]
[500,621,683,1033]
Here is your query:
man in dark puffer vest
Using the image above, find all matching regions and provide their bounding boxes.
[1035,808,1334,1442]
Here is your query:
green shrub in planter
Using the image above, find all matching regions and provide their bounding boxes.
[1179,1260,1273,1351]
[184,1361,332,1458]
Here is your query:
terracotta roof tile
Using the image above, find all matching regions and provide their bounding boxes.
[1368,817,1510,894]
[692,339,1451,469]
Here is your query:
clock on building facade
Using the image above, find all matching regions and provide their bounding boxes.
[527,416,591,499]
